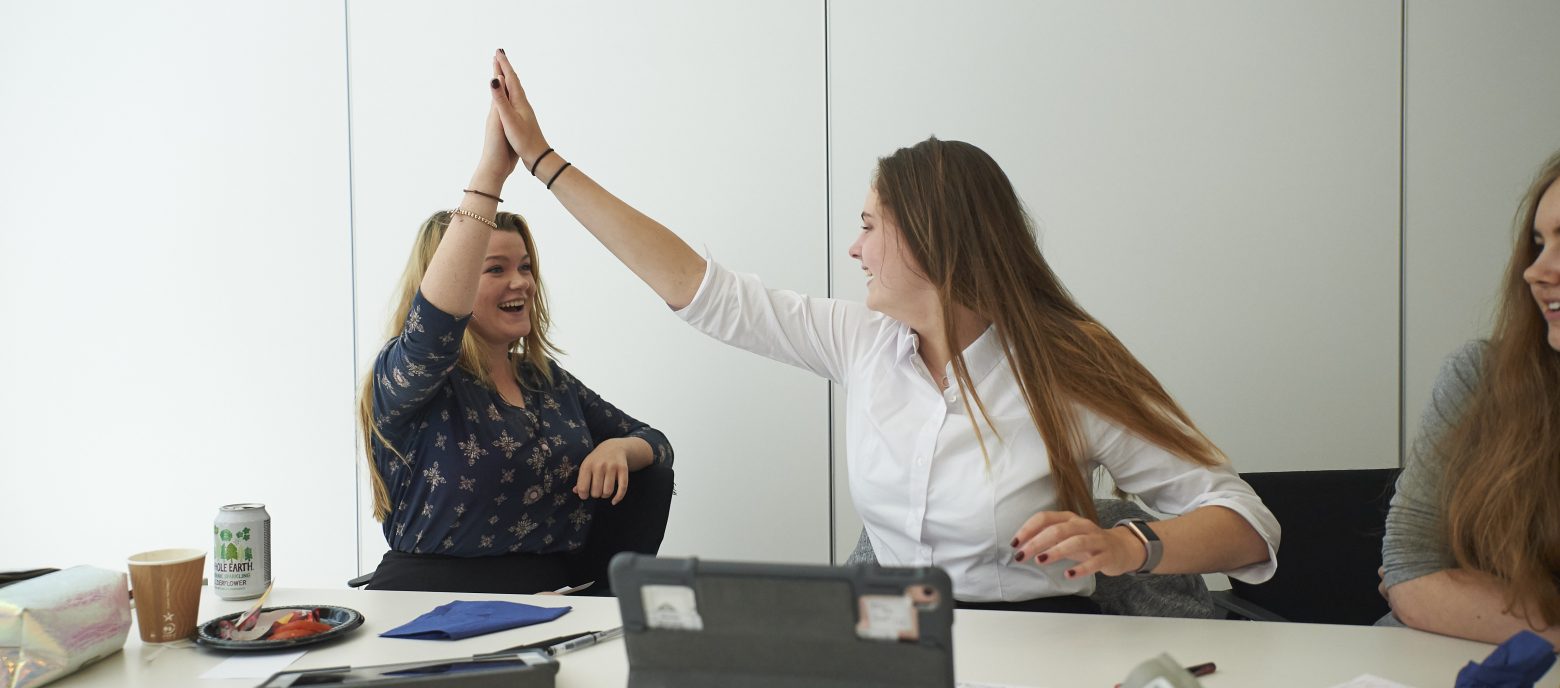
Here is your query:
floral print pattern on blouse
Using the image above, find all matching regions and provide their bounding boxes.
[370,290,672,556]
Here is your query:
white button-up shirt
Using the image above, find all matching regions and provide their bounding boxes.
[678,258,1280,602]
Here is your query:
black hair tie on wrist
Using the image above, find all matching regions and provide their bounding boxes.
[545,162,573,190]
[528,148,555,176]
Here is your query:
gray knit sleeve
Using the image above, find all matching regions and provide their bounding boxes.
[1381,340,1487,590]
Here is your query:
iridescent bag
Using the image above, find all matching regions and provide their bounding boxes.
[0,566,131,688]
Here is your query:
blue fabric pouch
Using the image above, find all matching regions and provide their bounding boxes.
[380,600,571,640]
[1454,630,1556,688]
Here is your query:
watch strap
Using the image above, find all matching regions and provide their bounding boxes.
[1114,518,1163,574]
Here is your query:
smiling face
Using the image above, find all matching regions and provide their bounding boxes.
[1524,179,1560,352]
[849,187,936,321]
[467,229,534,348]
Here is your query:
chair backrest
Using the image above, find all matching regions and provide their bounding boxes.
[1228,468,1398,625]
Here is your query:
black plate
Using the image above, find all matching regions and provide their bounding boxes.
[194,605,364,651]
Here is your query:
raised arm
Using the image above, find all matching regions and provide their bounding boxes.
[419,58,521,317]
[489,50,706,310]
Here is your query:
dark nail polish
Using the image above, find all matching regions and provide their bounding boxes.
[1065,569,1076,578]
[1036,553,1049,564]
[1010,538,1019,548]
[490,78,499,89]
[498,48,506,54]
[922,586,934,596]
[1013,551,1025,562]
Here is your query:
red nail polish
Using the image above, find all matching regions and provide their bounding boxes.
[1010,538,1019,548]
[490,78,499,89]
[1036,553,1049,564]
[1013,551,1025,562]
[1065,569,1076,578]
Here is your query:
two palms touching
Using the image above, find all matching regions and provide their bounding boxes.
[485,50,550,179]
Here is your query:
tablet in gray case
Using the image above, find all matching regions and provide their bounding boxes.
[609,553,955,688]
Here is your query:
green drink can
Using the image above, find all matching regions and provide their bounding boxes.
[212,503,271,600]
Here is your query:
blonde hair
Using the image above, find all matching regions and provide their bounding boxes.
[873,137,1224,522]
[1441,150,1560,626]
[356,210,561,521]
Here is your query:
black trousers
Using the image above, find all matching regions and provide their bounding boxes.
[368,463,674,595]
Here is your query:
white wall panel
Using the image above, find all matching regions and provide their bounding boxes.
[1402,0,1560,452]
[0,2,356,588]
[827,1,1401,558]
[346,1,830,571]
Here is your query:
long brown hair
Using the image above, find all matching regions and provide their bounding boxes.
[356,210,561,521]
[1440,151,1560,626]
[873,137,1224,522]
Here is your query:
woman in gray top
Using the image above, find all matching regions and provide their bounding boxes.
[1381,150,1560,645]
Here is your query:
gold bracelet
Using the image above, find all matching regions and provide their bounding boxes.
[448,207,497,229]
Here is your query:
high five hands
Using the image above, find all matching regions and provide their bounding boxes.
[488,50,551,174]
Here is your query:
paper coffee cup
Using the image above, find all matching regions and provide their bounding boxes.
[126,548,205,644]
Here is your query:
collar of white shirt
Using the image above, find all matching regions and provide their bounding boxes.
[896,324,1005,393]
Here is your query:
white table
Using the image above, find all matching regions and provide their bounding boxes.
[59,587,1555,687]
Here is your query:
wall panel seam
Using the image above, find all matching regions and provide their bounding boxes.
[1398,0,1408,469]
[824,0,837,565]
[344,0,363,575]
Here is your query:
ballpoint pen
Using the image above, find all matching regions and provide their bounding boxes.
[473,630,593,660]
[547,626,624,656]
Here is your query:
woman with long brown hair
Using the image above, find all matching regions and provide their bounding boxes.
[354,59,674,594]
[485,51,1275,612]
[1382,150,1560,644]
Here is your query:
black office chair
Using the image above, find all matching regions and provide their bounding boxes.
[1212,468,1398,625]
[347,463,675,593]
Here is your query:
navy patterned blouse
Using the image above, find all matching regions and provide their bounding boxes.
[370,290,673,556]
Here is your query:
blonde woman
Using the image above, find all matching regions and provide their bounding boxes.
[486,51,1275,613]
[355,66,673,594]
[1382,150,1560,644]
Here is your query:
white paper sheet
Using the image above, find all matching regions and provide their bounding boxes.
[1329,674,1418,688]
[198,650,307,679]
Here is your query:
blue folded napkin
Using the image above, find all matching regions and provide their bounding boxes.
[1455,630,1556,688]
[380,600,572,640]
